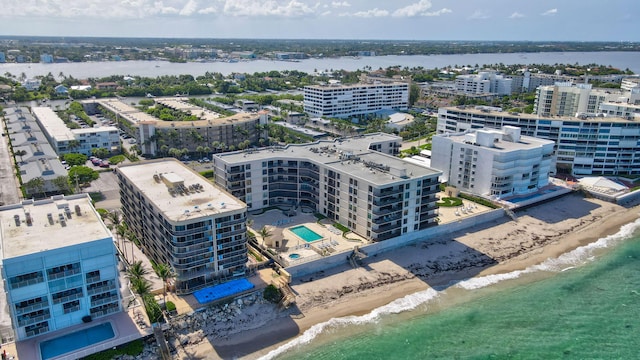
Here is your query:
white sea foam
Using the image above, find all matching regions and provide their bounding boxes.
[261,216,640,359]
[456,216,640,290]
[258,288,440,360]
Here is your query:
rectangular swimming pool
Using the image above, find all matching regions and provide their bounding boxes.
[290,225,323,242]
[40,322,115,360]
[193,278,255,304]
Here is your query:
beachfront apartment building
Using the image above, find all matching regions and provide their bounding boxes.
[82,98,267,157]
[116,159,248,294]
[212,134,441,242]
[0,194,121,341]
[532,83,631,117]
[431,126,554,197]
[303,82,409,118]
[31,107,120,156]
[455,72,514,96]
[437,106,640,176]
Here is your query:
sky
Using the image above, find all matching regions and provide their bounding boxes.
[0,0,638,41]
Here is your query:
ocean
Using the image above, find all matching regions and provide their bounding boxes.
[263,217,640,360]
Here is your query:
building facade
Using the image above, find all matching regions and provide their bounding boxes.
[0,194,121,341]
[82,98,267,157]
[455,72,513,96]
[213,134,441,242]
[431,126,554,197]
[437,106,640,176]
[303,82,409,118]
[117,159,248,294]
[31,107,120,156]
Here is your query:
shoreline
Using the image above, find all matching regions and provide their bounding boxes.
[174,193,640,359]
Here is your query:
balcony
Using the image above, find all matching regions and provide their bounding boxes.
[15,301,49,316]
[18,312,51,327]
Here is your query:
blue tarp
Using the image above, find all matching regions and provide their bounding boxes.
[193,279,255,304]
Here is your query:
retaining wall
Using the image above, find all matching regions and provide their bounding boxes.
[285,209,506,278]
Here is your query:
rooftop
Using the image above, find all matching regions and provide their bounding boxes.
[31,107,75,142]
[216,134,441,185]
[0,194,111,259]
[118,159,245,222]
[441,105,637,124]
[305,82,408,90]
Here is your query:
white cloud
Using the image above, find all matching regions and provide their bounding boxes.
[468,10,490,20]
[198,6,218,14]
[509,12,524,19]
[222,0,318,17]
[179,0,198,16]
[352,8,389,18]
[331,1,350,7]
[391,0,450,18]
[542,8,557,16]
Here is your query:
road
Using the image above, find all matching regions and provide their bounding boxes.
[0,121,22,206]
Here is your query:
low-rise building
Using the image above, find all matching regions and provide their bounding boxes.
[431,126,554,197]
[117,159,248,293]
[0,194,121,341]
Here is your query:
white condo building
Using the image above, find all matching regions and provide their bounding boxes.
[31,107,120,156]
[533,82,637,117]
[303,82,409,118]
[455,72,513,95]
[116,159,248,294]
[0,194,121,341]
[437,106,640,176]
[212,134,442,242]
[431,127,554,197]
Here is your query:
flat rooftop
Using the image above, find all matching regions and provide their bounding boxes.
[31,107,75,142]
[0,194,111,259]
[305,82,408,90]
[440,131,554,152]
[217,134,441,185]
[118,159,245,222]
[441,106,636,124]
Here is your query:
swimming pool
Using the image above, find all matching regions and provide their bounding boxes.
[290,225,322,242]
[289,253,301,259]
[40,322,115,360]
[193,278,255,304]
[508,188,559,203]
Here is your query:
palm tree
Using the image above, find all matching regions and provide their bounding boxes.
[127,260,148,281]
[67,140,81,153]
[25,177,46,198]
[130,276,152,298]
[259,226,273,247]
[14,149,27,163]
[152,262,176,305]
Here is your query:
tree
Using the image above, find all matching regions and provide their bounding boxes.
[63,153,87,166]
[259,226,273,247]
[68,166,99,184]
[67,140,81,152]
[127,260,149,281]
[52,176,71,194]
[24,177,46,197]
[409,83,421,107]
[91,148,110,159]
[152,262,176,305]
[14,149,27,163]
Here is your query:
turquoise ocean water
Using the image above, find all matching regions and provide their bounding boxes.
[263,217,640,360]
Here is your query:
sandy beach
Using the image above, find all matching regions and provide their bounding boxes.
[173,193,640,360]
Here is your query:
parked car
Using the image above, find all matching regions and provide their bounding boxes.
[91,158,102,166]
[99,161,110,168]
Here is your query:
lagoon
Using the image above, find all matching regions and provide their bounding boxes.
[2,51,639,79]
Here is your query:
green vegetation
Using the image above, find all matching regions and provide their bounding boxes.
[263,284,282,303]
[314,213,327,221]
[459,193,500,209]
[81,339,144,360]
[108,155,126,165]
[88,192,105,203]
[68,166,99,184]
[333,222,349,233]
[249,249,264,262]
[63,153,87,166]
[188,98,236,117]
[199,169,214,179]
[145,103,199,121]
[437,197,463,207]
[165,301,177,313]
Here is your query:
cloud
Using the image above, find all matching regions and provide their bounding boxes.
[352,8,389,18]
[198,6,218,14]
[542,8,557,16]
[179,0,198,16]
[391,0,451,18]
[509,12,524,19]
[468,10,490,20]
[222,0,318,17]
[331,1,350,7]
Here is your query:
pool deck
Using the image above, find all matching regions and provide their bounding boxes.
[249,209,367,267]
[12,308,152,360]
